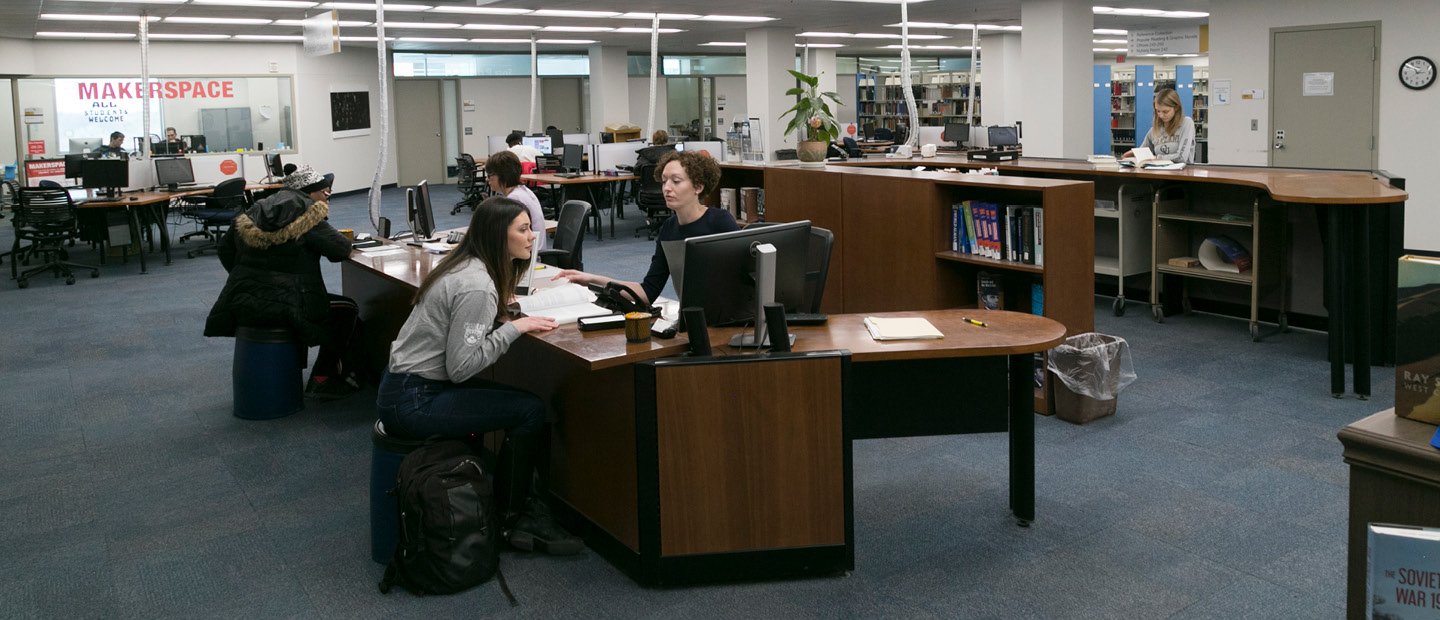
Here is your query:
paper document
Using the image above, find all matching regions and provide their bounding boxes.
[863,316,944,341]
[512,282,609,325]
[357,245,409,256]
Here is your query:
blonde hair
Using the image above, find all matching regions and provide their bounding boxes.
[1150,88,1184,138]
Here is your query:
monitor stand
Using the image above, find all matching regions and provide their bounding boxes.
[729,242,797,349]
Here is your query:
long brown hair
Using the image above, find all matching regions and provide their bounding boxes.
[1150,88,1184,138]
[412,196,531,318]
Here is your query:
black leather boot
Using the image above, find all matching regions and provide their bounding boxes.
[500,433,583,556]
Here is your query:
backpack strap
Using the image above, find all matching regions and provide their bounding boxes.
[495,566,518,607]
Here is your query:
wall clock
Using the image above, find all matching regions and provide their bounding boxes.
[1400,55,1435,90]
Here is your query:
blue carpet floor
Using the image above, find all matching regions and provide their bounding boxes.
[0,184,1385,617]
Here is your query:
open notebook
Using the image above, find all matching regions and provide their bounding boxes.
[511,282,610,325]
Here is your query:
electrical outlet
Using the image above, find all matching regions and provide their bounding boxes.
[269,62,279,73]
[1250,119,1258,131]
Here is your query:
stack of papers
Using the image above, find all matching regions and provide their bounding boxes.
[862,316,944,341]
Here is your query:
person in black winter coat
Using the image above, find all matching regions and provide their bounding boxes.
[204,165,362,399]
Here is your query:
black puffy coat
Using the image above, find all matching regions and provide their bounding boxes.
[204,188,351,346]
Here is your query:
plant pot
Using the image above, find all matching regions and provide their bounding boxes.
[797,140,828,163]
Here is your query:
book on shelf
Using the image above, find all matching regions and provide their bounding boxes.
[1367,523,1440,618]
[509,282,610,325]
[862,316,944,341]
[1396,254,1440,424]
[977,271,1004,310]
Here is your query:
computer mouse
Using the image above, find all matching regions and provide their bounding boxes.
[127,197,137,201]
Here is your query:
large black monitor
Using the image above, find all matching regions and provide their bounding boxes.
[561,144,583,173]
[679,219,811,332]
[80,158,128,194]
[944,122,970,147]
[152,141,185,156]
[988,125,1020,148]
[63,154,86,180]
[264,153,285,178]
[154,157,195,190]
[407,180,436,241]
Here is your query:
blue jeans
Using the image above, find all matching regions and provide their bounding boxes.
[375,369,544,440]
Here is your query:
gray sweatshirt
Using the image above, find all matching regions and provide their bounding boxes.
[1139,116,1196,163]
[387,257,521,383]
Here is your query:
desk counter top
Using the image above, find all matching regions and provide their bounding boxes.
[523,172,636,184]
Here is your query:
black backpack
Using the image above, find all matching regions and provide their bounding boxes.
[378,439,515,604]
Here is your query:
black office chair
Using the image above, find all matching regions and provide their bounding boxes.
[546,127,566,152]
[841,137,864,159]
[538,200,591,271]
[451,154,486,215]
[180,177,247,258]
[873,127,895,142]
[743,224,834,313]
[633,163,669,241]
[10,186,98,288]
[892,125,910,145]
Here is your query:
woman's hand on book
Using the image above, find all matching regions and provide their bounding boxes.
[512,316,559,334]
[556,269,603,287]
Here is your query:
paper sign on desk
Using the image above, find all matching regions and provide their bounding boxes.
[863,316,944,341]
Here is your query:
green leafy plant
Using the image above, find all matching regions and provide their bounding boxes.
[780,69,844,143]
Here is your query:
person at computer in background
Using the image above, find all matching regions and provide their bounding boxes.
[1122,88,1196,164]
[375,196,583,556]
[505,131,542,164]
[204,165,363,400]
[482,151,546,251]
[163,127,185,154]
[558,150,738,306]
[91,131,127,158]
[634,129,674,169]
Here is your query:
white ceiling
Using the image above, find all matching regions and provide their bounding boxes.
[4,0,1211,56]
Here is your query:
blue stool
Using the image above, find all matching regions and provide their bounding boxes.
[232,326,304,420]
[370,420,427,564]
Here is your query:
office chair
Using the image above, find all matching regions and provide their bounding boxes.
[841,137,864,159]
[633,163,669,241]
[546,127,566,152]
[10,186,98,288]
[180,177,247,258]
[742,224,834,313]
[892,125,909,145]
[451,153,486,215]
[873,127,895,142]
[538,200,591,271]
[861,123,875,140]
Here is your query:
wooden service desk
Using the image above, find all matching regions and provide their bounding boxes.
[341,244,1065,586]
[1338,410,1440,619]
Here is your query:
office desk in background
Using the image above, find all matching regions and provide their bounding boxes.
[521,171,636,241]
[341,243,1065,585]
[78,183,282,273]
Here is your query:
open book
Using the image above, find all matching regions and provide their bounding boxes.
[862,316,944,341]
[1119,147,1186,170]
[510,282,611,325]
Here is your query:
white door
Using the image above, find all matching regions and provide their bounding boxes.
[1270,24,1378,169]
[395,80,446,185]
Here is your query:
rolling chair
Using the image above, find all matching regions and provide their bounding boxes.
[10,186,98,288]
[546,127,566,153]
[451,153,486,215]
[841,137,864,159]
[633,163,669,241]
[179,177,248,258]
[872,127,895,142]
[538,200,591,271]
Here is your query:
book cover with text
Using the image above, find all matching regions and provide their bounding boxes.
[1397,255,1440,424]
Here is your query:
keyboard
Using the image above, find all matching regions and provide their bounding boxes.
[785,312,829,326]
[554,172,583,179]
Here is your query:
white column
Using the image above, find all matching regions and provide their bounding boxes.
[980,33,1024,126]
[746,27,797,160]
[805,47,838,142]
[1021,0,1092,158]
[587,44,630,139]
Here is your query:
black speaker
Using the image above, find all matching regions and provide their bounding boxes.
[378,216,391,239]
[763,303,791,352]
[682,307,710,356]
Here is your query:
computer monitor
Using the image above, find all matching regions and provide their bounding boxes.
[63,154,86,180]
[988,125,1020,148]
[68,138,102,154]
[185,134,207,153]
[407,180,436,241]
[944,122,970,147]
[80,158,128,195]
[522,136,553,156]
[561,144,583,173]
[264,153,285,179]
[154,157,195,190]
[678,219,811,334]
[151,140,184,156]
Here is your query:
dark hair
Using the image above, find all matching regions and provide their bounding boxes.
[484,150,522,188]
[412,196,531,315]
[109,131,124,140]
[651,129,668,145]
[506,131,523,147]
[654,150,720,202]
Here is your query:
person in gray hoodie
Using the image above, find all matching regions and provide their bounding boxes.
[205,165,361,399]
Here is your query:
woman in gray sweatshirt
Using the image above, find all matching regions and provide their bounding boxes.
[375,196,581,556]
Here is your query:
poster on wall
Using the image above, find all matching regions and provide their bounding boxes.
[330,90,371,138]
[53,78,237,154]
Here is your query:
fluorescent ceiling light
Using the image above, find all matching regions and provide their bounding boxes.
[275,19,371,26]
[798,43,845,48]
[322,2,431,10]
[1110,8,1165,16]
[40,14,160,22]
[149,33,234,39]
[1161,11,1208,18]
[852,33,946,40]
[540,26,614,32]
[1093,28,1128,35]
[614,12,700,20]
[383,21,462,29]
[529,10,621,18]
[397,36,466,42]
[468,38,529,43]
[799,32,853,37]
[696,15,776,22]
[458,24,540,31]
[191,0,318,7]
[430,6,533,15]
[37,31,137,38]
[165,16,274,25]
[235,34,306,40]
[827,0,933,4]
[885,22,954,29]
[54,0,184,4]
[700,41,746,46]
[612,27,684,34]
[536,39,597,44]
[882,44,960,50]
[339,35,396,41]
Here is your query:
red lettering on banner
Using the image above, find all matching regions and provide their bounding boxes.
[73,79,239,101]
[192,81,207,98]
[27,140,46,155]
[178,81,192,97]
[219,160,239,176]
[119,83,133,99]
[164,82,179,99]
[25,160,67,181]
[101,83,116,99]
[222,82,234,98]
[79,83,98,99]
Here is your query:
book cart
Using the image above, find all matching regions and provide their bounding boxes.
[1094,182,1154,316]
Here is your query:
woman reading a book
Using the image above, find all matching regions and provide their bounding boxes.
[375,196,582,556]
[1122,88,1196,164]
[558,150,739,305]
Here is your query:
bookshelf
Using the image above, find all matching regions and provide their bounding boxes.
[857,71,981,133]
[1109,68,1137,157]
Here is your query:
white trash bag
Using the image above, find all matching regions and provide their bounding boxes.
[1046,332,1136,401]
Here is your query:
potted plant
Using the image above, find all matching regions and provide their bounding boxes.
[780,69,843,165]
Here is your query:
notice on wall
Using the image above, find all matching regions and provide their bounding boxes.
[27,140,46,155]
[1303,72,1335,97]
[1212,79,1232,106]
[22,107,44,124]
[24,160,66,185]
[1127,26,1201,56]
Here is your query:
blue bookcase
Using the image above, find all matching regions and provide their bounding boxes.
[1093,64,1112,155]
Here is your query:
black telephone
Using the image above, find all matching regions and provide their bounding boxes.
[589,281,654,316]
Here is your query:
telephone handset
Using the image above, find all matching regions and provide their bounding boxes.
[589,281,655,316]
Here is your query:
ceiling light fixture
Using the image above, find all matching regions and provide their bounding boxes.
[235,34,307,40]
[149,33,235,39]
[535,40,596,44]
[614,12,700,20]
[799,32,854,37]
[612,27,684,34]
[458,24,541,31]
[396,36,467,42]
[540,26,615,32]
[529,9,621,18]
[40,14,160,22]
[699,41,746,46]
[884,22,952,28]
[696,15,776,22]
[1160,11,1208,18]
[191,0,318,7]
[383,21,462,29]
[275,19,371,26]
[164,16,274,25]
[322,2,431,11]
[430,6,533,15]
[468,38,530,43]
[798,43,845,48]
[37,31,138,38]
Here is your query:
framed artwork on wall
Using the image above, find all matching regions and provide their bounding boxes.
[330,90,370,138]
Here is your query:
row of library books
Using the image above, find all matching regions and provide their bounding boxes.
[977,271,1048,393]
[950,201,1045,266]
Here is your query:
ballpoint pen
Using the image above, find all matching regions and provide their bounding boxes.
[961,317,988,328]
